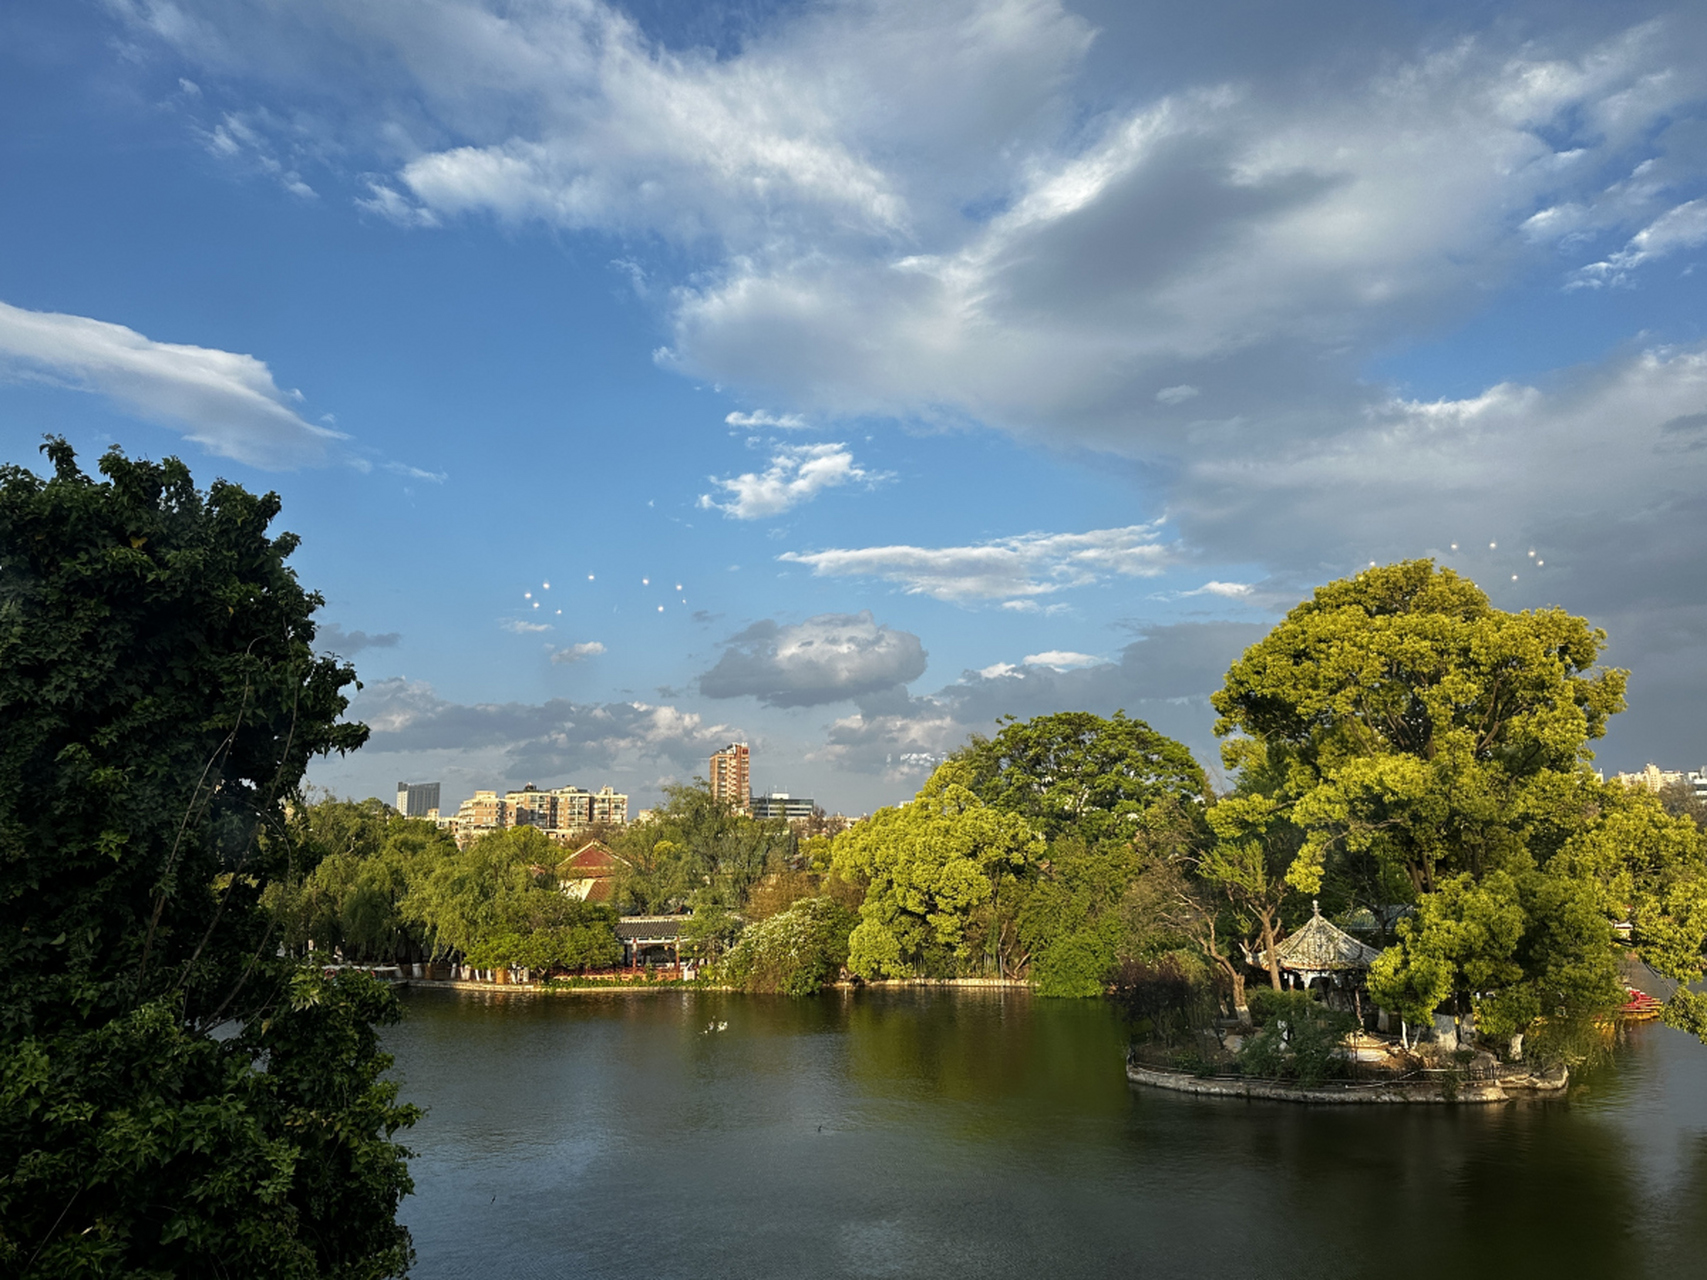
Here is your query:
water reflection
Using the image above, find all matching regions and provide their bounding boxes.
[387,988,1707,1280]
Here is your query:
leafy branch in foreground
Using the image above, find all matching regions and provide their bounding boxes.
[0,441,414,1278]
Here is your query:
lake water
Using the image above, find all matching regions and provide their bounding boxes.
[387,987,1707,1279]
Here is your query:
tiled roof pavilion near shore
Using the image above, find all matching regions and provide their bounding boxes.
[1258,901,1383,987]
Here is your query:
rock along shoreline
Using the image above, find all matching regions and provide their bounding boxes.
[1125,1060,1569,1104]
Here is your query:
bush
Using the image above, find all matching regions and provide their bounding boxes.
[1236,991,1358,1085]
[720,897,856,995]
[1111,954,1215,1046]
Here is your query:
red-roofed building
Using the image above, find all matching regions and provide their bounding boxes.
[559,840,629,905]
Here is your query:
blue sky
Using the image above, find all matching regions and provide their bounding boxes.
[4,0,1707,813]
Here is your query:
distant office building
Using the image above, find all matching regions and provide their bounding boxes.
[395,781,441,819]
[751,792,816,822]
[709,743,751,811]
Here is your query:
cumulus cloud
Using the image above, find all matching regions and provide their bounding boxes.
[0,300,344,469]
[348,677,738,774]
[811,620,1268,780]
[699,611,926,707]
[699,442,873,518]
[551,641,606,664]
[501,618,552,634]
[316,624,400,655]
[780,523,1173,602]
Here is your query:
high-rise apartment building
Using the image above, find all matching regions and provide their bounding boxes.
[395,781,441,819]
[444,782,630,848]
[709,743,751,812]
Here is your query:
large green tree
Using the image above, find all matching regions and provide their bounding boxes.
[954,712,1208,994]
[0,442,415,1277]
[1215,560,1707,1042]
[953,710,1207,844]
[1212,560,1626,898]
[832,763,1043,979]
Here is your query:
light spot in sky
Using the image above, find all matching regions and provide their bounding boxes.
[657,605,664,612]
[1489,541,1497,549]
[642,577,650,585]
[588,574,595,581]
[524,591,532,598]
[543,581,551,588]
[1450,543,1459,550]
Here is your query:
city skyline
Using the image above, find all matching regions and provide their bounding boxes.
[4,1,1707,812]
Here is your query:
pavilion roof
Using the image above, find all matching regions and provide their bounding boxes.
[1261,903,1383,973]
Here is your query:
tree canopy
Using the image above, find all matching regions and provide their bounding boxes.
[834,763,1044,980]
[1212,560,1626,897]
[0,443,414,1277]
[952,710,1207,843]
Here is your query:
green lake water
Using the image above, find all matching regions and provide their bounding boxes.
[387,987,1707,1279]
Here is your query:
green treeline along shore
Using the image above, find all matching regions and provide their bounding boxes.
[7,442,1707,1276]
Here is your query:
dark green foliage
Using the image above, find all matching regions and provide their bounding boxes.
[953,710,1208,843]
[0,441,367,1034]
[1111,954,1214,1046]
[1018,839,1137,996]
[720,897,857,995]
[1238,991,1357,1085]
[0,443,414,1277]
[266,796,451,962]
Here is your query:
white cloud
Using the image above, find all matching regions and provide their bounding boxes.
[1572,198,1707,288]
[699,442,873,518]
[1155,385,1199,405]
[811,620,1267,779]
[1181,580,1254,598]
[1022,650,1106,669]
[700,611,927,707]
[501,618,552,634]
[725,410,809,430]
[0,300,344,469]
[779,522,1174,601]
[551,641,606,663]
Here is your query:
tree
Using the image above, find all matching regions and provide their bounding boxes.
[953,712,1208,995]
[0,442,414,1276]
[720,897,857,994]
[832,763,1043,980]
[953,710,1207,844]
[1214,560,1707,1046]
[1212,560,1626,897]
[610,782,791,915]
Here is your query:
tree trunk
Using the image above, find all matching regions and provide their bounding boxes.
[1231,971,1251,1024]
[1261,917,1282,990]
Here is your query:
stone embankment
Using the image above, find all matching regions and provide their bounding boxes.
[1125,1061,1568,1104]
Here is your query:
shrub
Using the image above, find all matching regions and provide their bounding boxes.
[1111,953,1215,1046]
[720,897,857,995]
[1236,991,1358,1085]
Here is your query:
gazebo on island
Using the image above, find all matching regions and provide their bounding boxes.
[1256,901,1382,1013]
